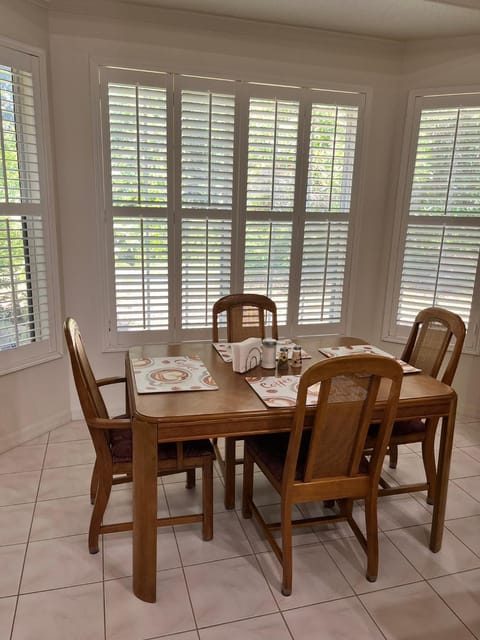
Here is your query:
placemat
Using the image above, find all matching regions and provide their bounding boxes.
[131,355,218,394]
[319,344,421,374]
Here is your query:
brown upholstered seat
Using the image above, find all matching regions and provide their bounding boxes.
[367,306,465,505]
[212,293,278,509]
[242,354,403,596]
[64,317,215,554]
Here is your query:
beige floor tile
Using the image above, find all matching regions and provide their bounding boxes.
[324,532,422,593]
[446,515,480,555]
[454,476,480,502]
[0,445,46,475]
[12,582,104,640]
[30,494,91,541]
[43,440,95,469]
[176,510,252,565]
[19,433,49,447]
[160,633,198,640]
[105,569,195,640]
[376,494,432,531]
[38,463,93,501]
[0,597,17,639]
[164,476,225,516]
[21,533,102,593]
[185,555,277,627]
[0,544,26,597]
[461,445,480,462]
[430,569,480,637]
[386,524,480,579]
[454,422,480,448]
[448,449,480,479]
[0,470,40,506]
[103,528,181,580]
[256,542,353,609]
[360,581,475,640]
[284,596,385,639]
[48,421,90,443]
[0,503,34,545]
[199,613,292,639]
[416,481,480,520]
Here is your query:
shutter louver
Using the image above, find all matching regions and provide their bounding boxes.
[306,105,358,213]
[243,220,292,324]
[108,83,168,207]
[181,218,232,328]
[113,217,169,330]
[246,98,299,212]
[298,221,348,324]
[181,90,235,209]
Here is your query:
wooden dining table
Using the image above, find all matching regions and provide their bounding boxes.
[125,336,457,603]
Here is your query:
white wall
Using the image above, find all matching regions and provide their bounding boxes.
[0,0,71,451]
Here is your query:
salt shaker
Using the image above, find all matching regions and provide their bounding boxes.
[277,346,289,370]
[291,345,302,368]
[261,339,277,369]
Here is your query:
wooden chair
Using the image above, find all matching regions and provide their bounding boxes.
[372,306,466,504]
[242,354,403,596]
[64,317,214,554]
[212,293,279,509]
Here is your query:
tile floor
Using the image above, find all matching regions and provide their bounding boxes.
[1,414,480,639]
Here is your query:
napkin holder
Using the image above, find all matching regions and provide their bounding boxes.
[231,337,262,373]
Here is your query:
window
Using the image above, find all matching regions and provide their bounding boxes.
[98,67,365,346]
[385,91,480,352]
[0,43,57,372]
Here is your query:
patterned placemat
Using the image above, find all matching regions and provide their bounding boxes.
[131,355,218,394]
[213,339,311,364]
[319,344,421,374]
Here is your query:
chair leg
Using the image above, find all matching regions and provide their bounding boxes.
[242,446,254,519]
[364,494,379,582]
[224,437,237,510]
[90,459,99,505]
[202,458,214,541]
[422,423,437,505]
[281,501,293,596]
[89,473,112,554]
[186,468,196,489]
[389,443,399,469]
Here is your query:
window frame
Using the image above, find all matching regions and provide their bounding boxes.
[383,87,480,354]
[0,37,61,375]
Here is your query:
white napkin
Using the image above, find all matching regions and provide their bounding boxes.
[231,337,262,373]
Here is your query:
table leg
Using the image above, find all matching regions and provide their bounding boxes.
[430,394,457,552]
[132,418,158,602]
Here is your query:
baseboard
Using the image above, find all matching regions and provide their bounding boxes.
[457,400,480,421]
[0,409,72,453]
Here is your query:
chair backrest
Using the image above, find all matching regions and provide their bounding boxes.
[64,317,109,422]
[212,293,279,342]
[283,354,403,496]
[401,307,466,386]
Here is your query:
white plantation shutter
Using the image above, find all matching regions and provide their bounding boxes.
[181,218,232,328]
[100,67,365,344]
[246,98,299,211]
[389,95,480,351]
[181,89,235,209]
[0,51,50,356]
[108,83,168,206]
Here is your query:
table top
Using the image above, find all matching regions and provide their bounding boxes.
[126,336,456,442]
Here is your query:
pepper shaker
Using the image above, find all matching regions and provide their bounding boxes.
[291,345,302,369]
[277,346,289,370]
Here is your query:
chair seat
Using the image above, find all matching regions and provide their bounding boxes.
[110,429,214,464]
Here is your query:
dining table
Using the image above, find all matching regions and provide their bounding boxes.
[125,336,457,603]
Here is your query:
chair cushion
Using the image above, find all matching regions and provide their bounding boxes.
[109,429,214,464]
[247,433,371,482]
[245,433,310,482]
[368,418,426,440]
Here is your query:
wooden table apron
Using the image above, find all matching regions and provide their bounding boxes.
[126,337,457,603]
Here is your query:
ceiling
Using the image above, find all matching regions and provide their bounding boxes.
[106,0,480,41]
